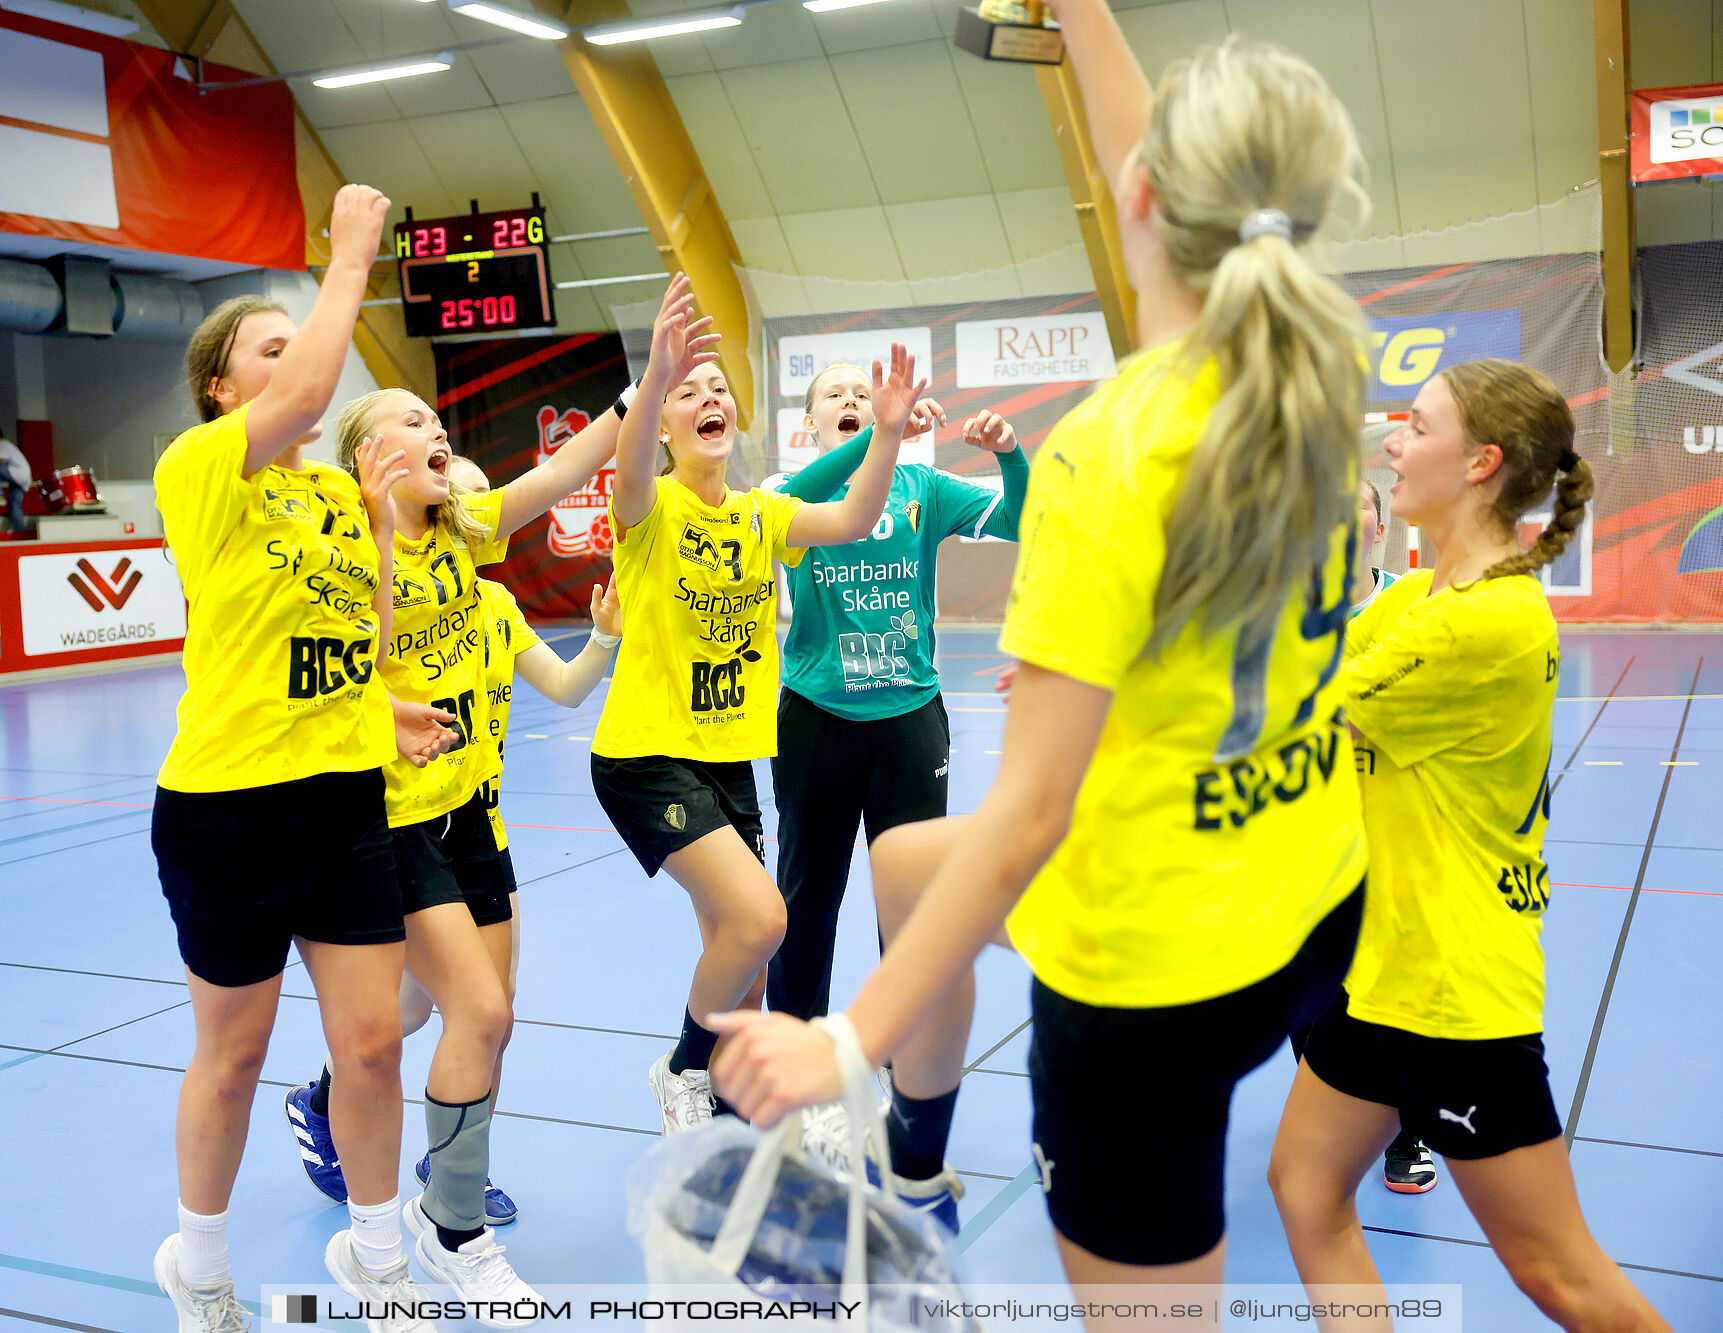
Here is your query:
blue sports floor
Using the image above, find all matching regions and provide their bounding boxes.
[1,627,1720,1331]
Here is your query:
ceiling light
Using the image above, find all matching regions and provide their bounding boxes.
[0,0,139,37]
[311,53,453,89]
[803,0,894,11]
[584,7,743,45]
[447,1,569,40]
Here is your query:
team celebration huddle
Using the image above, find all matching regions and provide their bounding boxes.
[144,1,1669,1331]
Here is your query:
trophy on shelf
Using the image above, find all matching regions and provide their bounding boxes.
[955,0,1065,65]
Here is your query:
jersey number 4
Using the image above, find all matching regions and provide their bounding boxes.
[1215,525,1354,763]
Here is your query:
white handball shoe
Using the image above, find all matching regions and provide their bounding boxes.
[154,1236,250,1333]
[648,1050,717,1135]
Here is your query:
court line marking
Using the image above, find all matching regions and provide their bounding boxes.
[955,1159,1039,1253]
[0,1253,196,1310]
[1566,657,1703,1148]
[0,1304,127,1333]
[964,1019,1030,1075]
[0,807,151,849]
[1574,1135,1723,1161]
[0,826,150,870]
[1547,657,1632,801]
[1356,1226,1723,1284]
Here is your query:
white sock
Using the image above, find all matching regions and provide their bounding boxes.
[175,1201,230,1289]
[347,1196,403,1275]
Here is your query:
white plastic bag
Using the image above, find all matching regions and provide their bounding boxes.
[627,1015,978,1331]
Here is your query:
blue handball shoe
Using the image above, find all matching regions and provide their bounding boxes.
[415,1149,519,1225]
[284,1080,347,1203]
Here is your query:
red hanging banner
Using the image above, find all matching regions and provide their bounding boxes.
[0,10,304,271]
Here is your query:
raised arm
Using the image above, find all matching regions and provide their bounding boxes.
[961,410,1030,540]
[709,662,1111,1120]
[495,411,620,540]
[784,345,924,547]
[513,579,621,709]
[612,274,721,531]
[777,398,946,503]
[243,186,390,476]
[1044,0,1154,191]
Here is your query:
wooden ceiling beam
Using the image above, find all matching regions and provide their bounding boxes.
[1035,59,1136,360]
[1593,0,1633,373]
[544,0,755,429]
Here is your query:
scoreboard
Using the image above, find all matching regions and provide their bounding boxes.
[393,206,556,337]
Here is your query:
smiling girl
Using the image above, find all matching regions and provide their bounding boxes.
[277,383,624,1324]
[762,365,1027,1031]
[588,275,924,1135]
[150,184,431,1332]
[1268,361,1670,1333]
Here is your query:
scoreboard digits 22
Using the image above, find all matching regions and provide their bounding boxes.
[393,206,556,337]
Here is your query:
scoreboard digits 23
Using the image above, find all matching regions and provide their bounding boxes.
[393,206,556,337]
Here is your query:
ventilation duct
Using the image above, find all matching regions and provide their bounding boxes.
[0,256,203,340]
[0,258,63,333]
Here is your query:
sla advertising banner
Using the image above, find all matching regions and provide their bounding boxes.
[434,333,630,620]
[0,10,303,271]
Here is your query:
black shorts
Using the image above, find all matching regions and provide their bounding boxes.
[394,789,517,928]
[1028,883,1364,1266]
[1303,1000,1563,1160]
[154,768,403,989]
[591,753,764,877]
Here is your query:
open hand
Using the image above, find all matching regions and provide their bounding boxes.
[590,575,621,638]
[869,344,929,441]
[708,1010,843,1128]
[649,273,721,390]
[354,435,408,533]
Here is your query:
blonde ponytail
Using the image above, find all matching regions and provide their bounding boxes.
[1139,38,1371,654]
[334,389,493,550]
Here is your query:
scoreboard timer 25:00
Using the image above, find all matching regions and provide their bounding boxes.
[393,206,557,338]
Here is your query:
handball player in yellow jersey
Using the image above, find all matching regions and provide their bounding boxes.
[590,274,925,1136]
[713,0,1375,1312]
[151,185,437,1330]
[1269,362,1670,1333]
[274,383,628,1320]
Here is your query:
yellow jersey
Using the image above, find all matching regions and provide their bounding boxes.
[474,579,542,852]
[592,476,804,762]
[380,491,509,827]
[155,407,394,792]
[1001,342,1366,1008]
[1342,570,1558,1040]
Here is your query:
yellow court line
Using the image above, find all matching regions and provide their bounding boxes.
[522,734,549,739]
[1662,760,1698,766]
